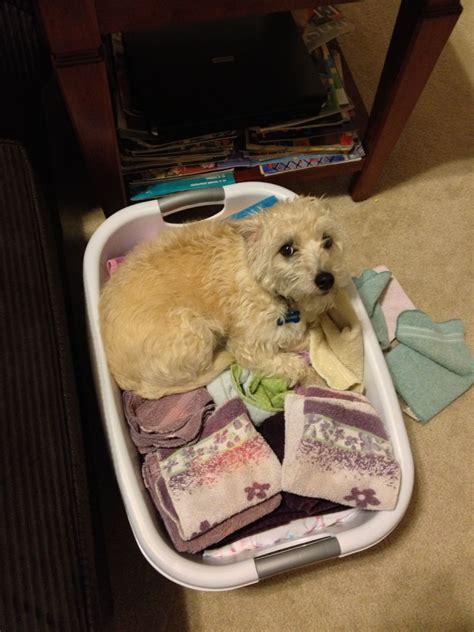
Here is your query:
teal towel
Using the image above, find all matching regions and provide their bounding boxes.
[353,270,391,349]
[386,310,474,423]
[396,310,474,376]
[385,345,473,423]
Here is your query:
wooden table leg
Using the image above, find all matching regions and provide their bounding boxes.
[53,59,126,215]
[350,0,463,202]
[37,0,126,215]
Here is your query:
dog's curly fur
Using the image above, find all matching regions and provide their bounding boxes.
[100,197,348,399]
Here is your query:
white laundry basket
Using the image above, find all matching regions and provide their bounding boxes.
[83,182,414,591]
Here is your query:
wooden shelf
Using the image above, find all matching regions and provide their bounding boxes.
[121,38,368,202]
[37,0,464,214]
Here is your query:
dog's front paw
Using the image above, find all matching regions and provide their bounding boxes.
[298,366,325,388]
[282,356,313,387]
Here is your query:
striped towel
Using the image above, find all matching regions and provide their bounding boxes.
[395,310,473,375]
[386,310,473,422]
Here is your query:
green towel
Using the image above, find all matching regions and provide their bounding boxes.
[230,364,291,412]
[396,310,474,376]
[386,310,474,423]
[353,270,391,349]
[385,344,473,423]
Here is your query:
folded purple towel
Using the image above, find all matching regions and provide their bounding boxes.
[123,388,214,454]
[143,398,282,549]
[282,390,401,510]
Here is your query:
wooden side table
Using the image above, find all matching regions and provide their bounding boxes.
[36,0,463,215]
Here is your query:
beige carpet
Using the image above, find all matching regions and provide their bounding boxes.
[59,1,473,630]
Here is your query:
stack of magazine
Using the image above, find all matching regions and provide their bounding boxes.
[109,6,365,201]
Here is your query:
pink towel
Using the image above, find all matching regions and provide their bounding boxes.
[149,398,282,541]
[282,390,401,511]
[373,265,416,342]
[106,256,125,276]
[123,388,214,454]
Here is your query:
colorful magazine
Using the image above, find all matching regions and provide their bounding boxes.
[246,130,356,154]
[258,146,364,176]
[129,170,236,200]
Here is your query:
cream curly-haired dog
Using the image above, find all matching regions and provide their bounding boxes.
[100,197,348,399]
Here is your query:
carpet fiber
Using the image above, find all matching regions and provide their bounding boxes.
[58,1,473,629]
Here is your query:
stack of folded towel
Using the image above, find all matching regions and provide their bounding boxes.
[123,388,214,453]
[142,399,282,553]
[124,380,401,553]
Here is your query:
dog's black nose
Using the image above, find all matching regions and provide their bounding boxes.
[315,271,335,291]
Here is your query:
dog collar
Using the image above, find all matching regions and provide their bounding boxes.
[277,309,301,326]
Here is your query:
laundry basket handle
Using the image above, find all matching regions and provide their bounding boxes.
[254,537,341,580]
[158,188,225,215]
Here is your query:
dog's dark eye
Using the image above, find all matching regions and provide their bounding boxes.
[322,234,333,249]
[279,243,295,257]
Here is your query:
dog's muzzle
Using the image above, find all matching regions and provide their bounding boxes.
[315,271,335,292]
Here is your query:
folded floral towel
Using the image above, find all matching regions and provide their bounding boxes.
[153,399,282,541]
[143,453,281,553]
[309,288,364,392]
[385,310,474,422]
[282,391,401,510]
[207,363,291,426]
[123,388,214,453]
